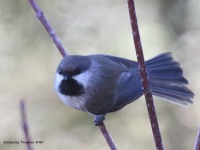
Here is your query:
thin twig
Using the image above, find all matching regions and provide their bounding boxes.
[20,100,33,150]
[27,1,116,149]
[194,126,200,150]
[127,0,164,149]
[98,122,117,150]
[28,0,67,57]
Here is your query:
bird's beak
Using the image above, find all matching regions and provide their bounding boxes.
[64,74,72,80]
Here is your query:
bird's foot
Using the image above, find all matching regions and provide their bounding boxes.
[93,114,105,126]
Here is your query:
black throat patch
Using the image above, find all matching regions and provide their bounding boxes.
[59,78,85,96]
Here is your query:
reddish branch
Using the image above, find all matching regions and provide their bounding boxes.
[28,0,67,57]
[127,0,164,149]
[99,122,117,150]
[20,100,33,150]
[27,0,116,149]
[194,126,200,150]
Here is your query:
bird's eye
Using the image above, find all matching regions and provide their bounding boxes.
[58,70,63,75]
[74,69,81,75]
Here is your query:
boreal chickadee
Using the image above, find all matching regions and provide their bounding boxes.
[54,53,194,125]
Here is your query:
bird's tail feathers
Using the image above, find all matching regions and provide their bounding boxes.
[146,53,194,105]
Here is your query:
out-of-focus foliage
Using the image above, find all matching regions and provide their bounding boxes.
[0,0,200,150]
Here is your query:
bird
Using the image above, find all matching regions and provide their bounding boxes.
[54,52,194,125]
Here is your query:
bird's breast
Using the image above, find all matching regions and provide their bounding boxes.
[57,92,88,111]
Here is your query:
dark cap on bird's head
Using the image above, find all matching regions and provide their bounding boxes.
[57,55,91,77]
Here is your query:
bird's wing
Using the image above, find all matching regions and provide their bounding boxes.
[92,55,143,112]
[90,54,138,68]
[110,70,143,112]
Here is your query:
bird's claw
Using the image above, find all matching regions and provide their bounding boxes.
[93,114,105,126]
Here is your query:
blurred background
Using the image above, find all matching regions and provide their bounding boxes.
[0,0,200,149]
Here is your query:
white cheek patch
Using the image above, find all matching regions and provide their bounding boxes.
[74,71,92,88]
[54,71,91,111]
[54,73,64,92]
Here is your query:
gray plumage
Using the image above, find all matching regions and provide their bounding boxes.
[55,52,194,125]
